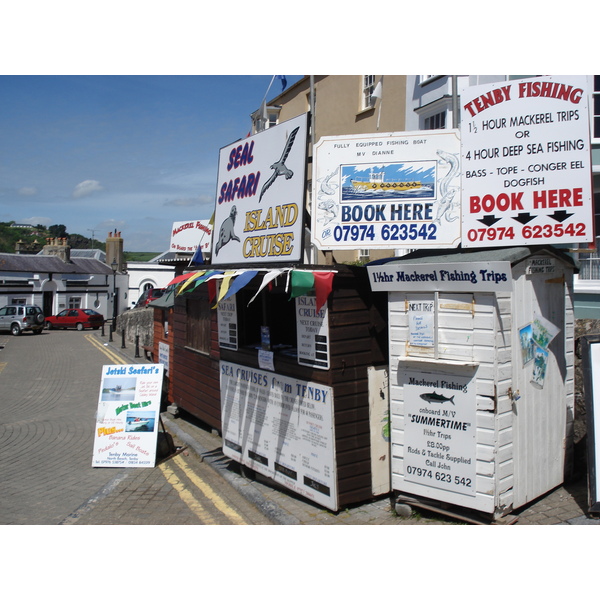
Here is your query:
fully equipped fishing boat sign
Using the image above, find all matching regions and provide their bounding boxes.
[92,364,164,468]
[460,75,593,247]
[212,113,308,265]
[312,130,461,250]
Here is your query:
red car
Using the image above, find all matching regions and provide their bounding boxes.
[46,308,105,331]
[135,287,165,308]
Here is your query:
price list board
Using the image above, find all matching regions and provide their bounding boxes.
[460,76,593,248]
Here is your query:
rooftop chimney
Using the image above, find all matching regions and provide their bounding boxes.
[42,237,71,262]
[105,230,125,272]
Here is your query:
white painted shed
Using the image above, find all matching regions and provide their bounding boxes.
[367,246,577,521]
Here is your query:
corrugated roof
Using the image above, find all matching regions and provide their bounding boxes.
[366,245,578,270]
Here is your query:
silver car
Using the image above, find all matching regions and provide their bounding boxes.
[0,304,45,336]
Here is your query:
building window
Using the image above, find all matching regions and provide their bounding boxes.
[362,75,375,110]
[186,297,211,354]
[420,75,442,86]
[577,191,600,279]
[359,248,370,262]
[423,112,446,130]
[10,298,26,305]
[69,297,82,308]
[593,76,600,140]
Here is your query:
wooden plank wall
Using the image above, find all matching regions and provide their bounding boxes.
[168,266,388,509]
[170,287,222,431]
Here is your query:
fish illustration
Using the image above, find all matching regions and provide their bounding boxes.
[434,149,460,224]
[420,391,455,405]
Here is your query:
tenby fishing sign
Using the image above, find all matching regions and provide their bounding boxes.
[312,130,462,250]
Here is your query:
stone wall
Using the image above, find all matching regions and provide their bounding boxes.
[115,306,153,349]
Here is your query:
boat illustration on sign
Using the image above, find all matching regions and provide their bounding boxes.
[420,391,455,405]
[351,169,421,191]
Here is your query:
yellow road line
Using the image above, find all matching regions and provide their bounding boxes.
[158,462,218,524]
[0,362,6,374]
[85,334,128,364]
[84,332,245,524]
[172,454,248,525]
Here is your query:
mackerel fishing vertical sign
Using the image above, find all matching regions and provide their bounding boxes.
[401,369,477,498]
[92,364,164,468]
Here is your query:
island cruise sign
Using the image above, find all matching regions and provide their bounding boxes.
[212,113,308,265]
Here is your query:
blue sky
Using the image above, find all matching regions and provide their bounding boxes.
[0,75,303,251]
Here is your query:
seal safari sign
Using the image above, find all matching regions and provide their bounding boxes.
[212,113,308,265]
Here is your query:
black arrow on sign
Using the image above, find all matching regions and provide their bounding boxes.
[549,210,574,223]
[478,215,502,227]
[513,212,536,224]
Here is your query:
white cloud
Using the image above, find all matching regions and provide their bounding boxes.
[21,216,52,226]
[18,187,38,196]
[73,180,104,198]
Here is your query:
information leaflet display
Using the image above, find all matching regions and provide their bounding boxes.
[295,295,329,369]
[312,130,461,250]
[461,75,593,247]
[401,369,477,498]
[218,295,238,350]
[92,364,164,468]
[220,361,337,510]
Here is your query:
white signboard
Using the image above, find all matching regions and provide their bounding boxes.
[312,130,461,250]
[408,300,435,347]
[220,361,337,510]
[92,364,164,468]
[402,369,477,498]
[295,295,330,369]
[217,295,238,350]
[170,220,213,253]
[158,341,169,376]
[212,113,308,265]
[461,75,593,247]
[367,261,513,292]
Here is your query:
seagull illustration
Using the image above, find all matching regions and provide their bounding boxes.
[259,126,300,202]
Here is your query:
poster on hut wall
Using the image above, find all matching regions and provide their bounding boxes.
[217,295,238,350]
[295,295,330,369]
[92,364,164,467]
[312,129,461,251]
[401,368,477,498]
[212,113,308,265]
[219,361,338,510]
[460,75,593,248]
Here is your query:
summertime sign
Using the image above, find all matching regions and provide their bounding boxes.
[460,75,593,247]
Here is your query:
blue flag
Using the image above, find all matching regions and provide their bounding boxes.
[276,75,287,92]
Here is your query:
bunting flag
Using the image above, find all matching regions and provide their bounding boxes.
[213,271,237,308]
[208,278,218,305]
[289,270,315,300]
[177,270,206,295]
[313,271,335,312]
[179,270,224,295]
[247,269,285,306]
[167,271,197,287]
[222,270,259,302]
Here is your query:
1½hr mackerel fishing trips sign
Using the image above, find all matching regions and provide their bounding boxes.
[212,113,308,265]
[460,76,593,248]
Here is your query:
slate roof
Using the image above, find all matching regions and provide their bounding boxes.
[0,253,113,275]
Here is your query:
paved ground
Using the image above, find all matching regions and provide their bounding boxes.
[1,326,598,527]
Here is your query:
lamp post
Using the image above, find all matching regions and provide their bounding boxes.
[111,259,118,332]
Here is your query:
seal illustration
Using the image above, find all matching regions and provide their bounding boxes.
[214,205,240,256]
[259,126,300,202]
